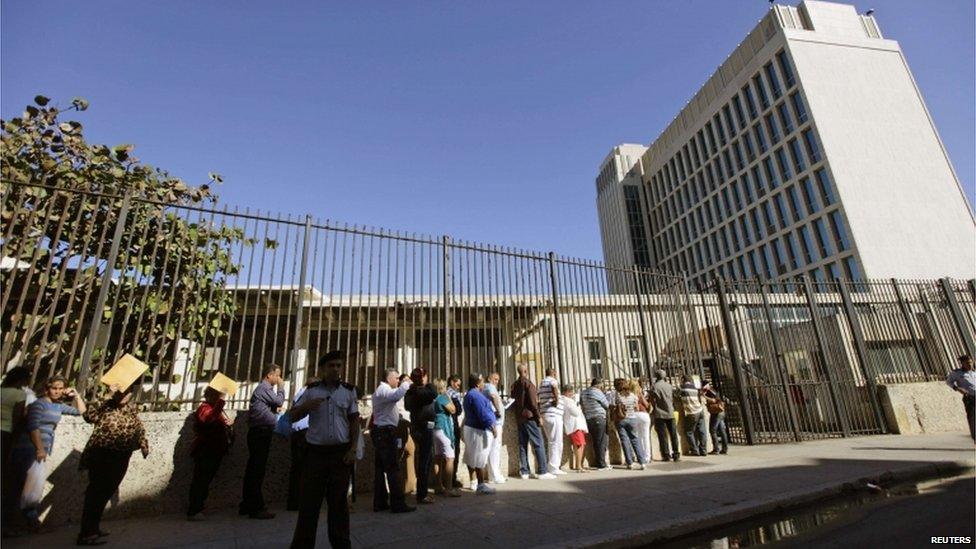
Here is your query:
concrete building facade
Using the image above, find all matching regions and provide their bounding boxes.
[596,144,651,270]
[598,0,975,286]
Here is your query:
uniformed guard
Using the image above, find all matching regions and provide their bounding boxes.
[289,351,359,549]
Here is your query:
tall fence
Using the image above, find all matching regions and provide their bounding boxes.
[2,181,975,446]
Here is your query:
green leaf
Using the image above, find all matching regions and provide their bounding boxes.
[71,97,90,111]
[207,172,223,184]
[34,95,50,107]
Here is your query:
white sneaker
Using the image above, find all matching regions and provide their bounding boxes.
[476,483,496,495]
[520,474,530,480]
[537,473,557,480]
[629,463,641,470]
[492,477,507,484]
[470,480,479,491]
[600,466,614,471]
[552,469,567,475]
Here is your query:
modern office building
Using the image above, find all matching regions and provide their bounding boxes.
[598,0,976,286]
[596,144,651,271]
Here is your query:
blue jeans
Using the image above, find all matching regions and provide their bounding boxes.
[615,418,645,465]
[709,412,729,453]
[517,421,548,475]
[684,412,708,455]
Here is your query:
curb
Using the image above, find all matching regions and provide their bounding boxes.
[541,460,974,549]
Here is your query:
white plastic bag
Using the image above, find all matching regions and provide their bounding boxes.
[20,460,46,510]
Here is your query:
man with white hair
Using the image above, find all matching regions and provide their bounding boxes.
[538,368,565,475]
[483,371,507,484]
[371,368,415,513]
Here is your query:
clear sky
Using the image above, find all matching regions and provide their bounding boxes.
[2,1,973,260]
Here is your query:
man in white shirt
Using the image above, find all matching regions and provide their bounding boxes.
[483,372,508,484]
[538,368,565,475]
[370,368,415,514]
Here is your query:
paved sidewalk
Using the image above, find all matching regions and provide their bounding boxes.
[8,432,974,548]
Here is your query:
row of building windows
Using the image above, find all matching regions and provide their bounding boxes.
[691,253,862,289]
[640,48,858,282]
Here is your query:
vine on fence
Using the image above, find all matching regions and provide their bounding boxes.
[1,95,259,389]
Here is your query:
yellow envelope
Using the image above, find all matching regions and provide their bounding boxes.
[101,354,149,389]
[208,372,239,396]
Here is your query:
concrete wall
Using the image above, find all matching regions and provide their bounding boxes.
[30,402,714,528]
[878,382,970,435]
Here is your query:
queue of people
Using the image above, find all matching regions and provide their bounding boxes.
[0,354,736,549]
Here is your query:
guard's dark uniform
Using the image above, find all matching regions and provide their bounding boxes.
[290,381,359,549]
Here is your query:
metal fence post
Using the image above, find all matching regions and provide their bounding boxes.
[715,278,755,445]
[442,236,451,376]
[682,273,706,381]
[837,279,888,434]
[632,269,653,379]
[891,279,933,378]
[758,282,802,442]
[940,278,976,360]
[801,275,850,437]
[77,191,133,397]
[547,252,565,382]
[289,215,312,401]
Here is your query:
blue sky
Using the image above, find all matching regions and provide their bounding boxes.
[2,1,973,260]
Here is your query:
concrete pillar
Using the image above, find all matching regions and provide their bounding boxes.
[397,326,417,373]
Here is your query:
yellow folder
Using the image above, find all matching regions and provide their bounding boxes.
[208,372,239,396]
[100,354,149,390]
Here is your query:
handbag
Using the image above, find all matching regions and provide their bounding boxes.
[610,399,627,422]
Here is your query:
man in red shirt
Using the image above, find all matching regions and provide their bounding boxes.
[187,387,232,520]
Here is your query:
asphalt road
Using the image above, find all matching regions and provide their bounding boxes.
[780,475,975,548]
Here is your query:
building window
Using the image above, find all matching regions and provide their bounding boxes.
[787,184,804,221]
[829,211,851,251]
[790,92,808,123]
[764,62,783,98]
[802,129,822,163]
[774,193,789,229]
[827,262,842,281]
[742,174,755,202]
[723,105,738,137]
[754,123,769,153]
[714,114,727,145]
[788,138,806,173]
[742,132,756,162]
[625,338,643,378]
[762,200,777,233]
[776,50,797,88]
[753,74,770,109]
[798,225,816,263]
[586,338,605,379]
[775,147,793,181]
[814,217,834,257]
[733,141,745,171]
[751,165,767,196]
[739,216,752,245]
[777,102,794,134]
[743,85,759,119]
[785,233,801,269]
[732,96,747,129]
[801,177,820,214]
[763,157,780,189]
[814,168,835,205]
[844,256,861,281]
[765,114,781,144]
[750,208,764,239]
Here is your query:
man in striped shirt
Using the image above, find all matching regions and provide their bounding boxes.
[580,379,611,470]
[538,368,565,475]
